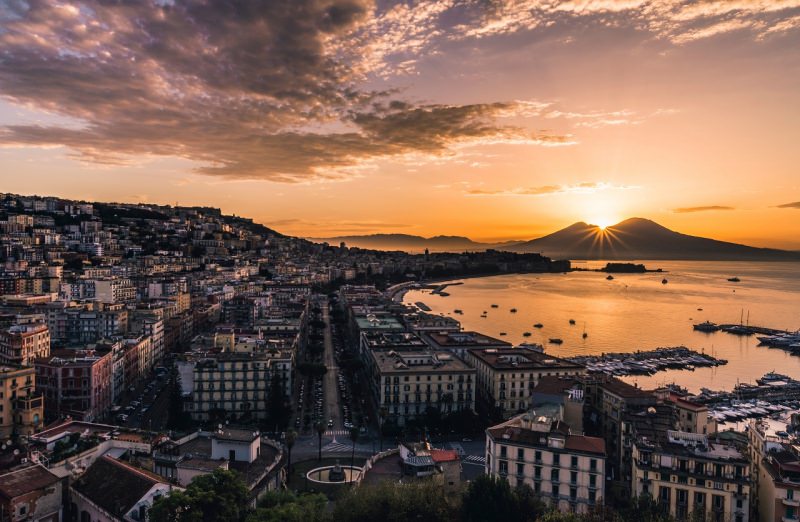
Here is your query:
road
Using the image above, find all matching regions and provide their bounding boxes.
[321,297,342,430]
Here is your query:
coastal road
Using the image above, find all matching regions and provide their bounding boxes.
[321,297,343,431]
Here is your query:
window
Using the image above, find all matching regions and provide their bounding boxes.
[516,463,524,477]
[517,448,525,461]
[571,455,578,468]
[499,460,508,476]
[551,469,560,482]
[590,458,597,471]
[569,487,577,500]
[570,471,577,485]
[589,474,596,488]
[535,450,542,463]
[500,446,507,458]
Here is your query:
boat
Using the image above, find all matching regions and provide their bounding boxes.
[533,323,543,328]
[569,319,576,325]
[454,309,463,314]
[491,304,499,308]
[697,308,703,311]
[510,308,517,313]
[499,332,507,336]
[662,278,668,284]
[582,322,588,339]
[757,371,792,385]
[548,338,563,344]
[693,321,720,332]
[606,275,614,280]
[728,277,741,282]
[523,332,532,337]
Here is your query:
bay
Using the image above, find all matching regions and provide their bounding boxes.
[403,261,800,393]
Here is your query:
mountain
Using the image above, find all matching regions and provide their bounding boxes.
[308,234,523,253]
[509,218,800,261]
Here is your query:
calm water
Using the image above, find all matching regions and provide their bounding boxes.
[404,261,800,393]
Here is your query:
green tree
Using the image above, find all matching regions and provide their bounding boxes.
[246,490,327,522]
[286,429,297,483]
[316,421,326,461]
[150,469,249,522]
[461,474,545,522]
[348,426,360,476]
[332,480,458,522]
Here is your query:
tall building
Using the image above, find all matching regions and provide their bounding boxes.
[0,321,50,366]
[485,412,606,514]
[0,365,44,438]
[632,430,750,522]
[748,414,800,522]
[367,348,476,427]
[35,350,113,421]
[463,346,585,419]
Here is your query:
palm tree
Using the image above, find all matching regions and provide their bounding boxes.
[378,407,388,452]
[316,421,326,461]
[348,426,360,481]
[285,429,297,484]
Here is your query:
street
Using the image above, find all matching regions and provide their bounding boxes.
[321,298,343,430]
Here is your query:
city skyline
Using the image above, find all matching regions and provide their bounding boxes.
[1,1,800,248]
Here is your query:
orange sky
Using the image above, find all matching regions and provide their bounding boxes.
[1,1,799,249]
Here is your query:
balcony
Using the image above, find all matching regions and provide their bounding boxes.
[783,498,800,507]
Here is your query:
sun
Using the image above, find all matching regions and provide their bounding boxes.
[591,217,615,230]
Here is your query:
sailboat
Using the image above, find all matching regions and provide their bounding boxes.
[582,322,588,339]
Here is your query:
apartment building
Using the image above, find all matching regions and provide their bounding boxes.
[748,414,800,522]
[0,364,44,438]
[183,350,292,422]
[632,430,750,522]
[367,348,476,426]
[0,320,50,366]
[35,350,113,421]
[464,346,585,419]
[485,413,606,514]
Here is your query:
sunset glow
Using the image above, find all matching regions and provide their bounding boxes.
[1,1,799,248]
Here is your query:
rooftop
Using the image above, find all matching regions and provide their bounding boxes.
[468,347,583,371]
[213,427,260,443]
[0,465,60,499]
[72,457,167,517]
[371,349,474,374]
[425,331,511,348]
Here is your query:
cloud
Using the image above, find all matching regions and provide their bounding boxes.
[672,205,735,213]
[776,201,800,209]
[467,181,638,196]
[0,1,569,183]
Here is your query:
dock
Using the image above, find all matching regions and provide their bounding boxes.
[568,346,727,376]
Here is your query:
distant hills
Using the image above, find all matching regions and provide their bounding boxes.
[310,218,800,261]
[308,234,522,253]
[509,218,799,260]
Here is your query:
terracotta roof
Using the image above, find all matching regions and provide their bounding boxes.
[72,457,164,517]
[564,435,606,456]
[668,393,707,412]
[0,465,60,499]
[430,449,459,463]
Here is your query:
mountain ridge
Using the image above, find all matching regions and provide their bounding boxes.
[309,218,800,260]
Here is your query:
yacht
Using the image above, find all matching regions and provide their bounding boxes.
[569,319,576,325]
[728,277,741,282]
[693,321,720,332]
[757,371,792,385]
[523,332,532,337]
[548,338,564,344]
[606,275,614,280]
[510,308,517,313]
[491,304,499,308]
[662,278,668,284]
[533,323,543,329]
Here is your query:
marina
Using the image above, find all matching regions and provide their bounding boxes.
[568,346,727,376]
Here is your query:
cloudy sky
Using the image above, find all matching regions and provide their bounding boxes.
[1,0,799,247]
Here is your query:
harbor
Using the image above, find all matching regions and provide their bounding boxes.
[568,346,727,376]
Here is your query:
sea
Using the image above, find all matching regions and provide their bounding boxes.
[403,261,800,394]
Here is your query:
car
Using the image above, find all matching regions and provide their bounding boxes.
[462,437,472,442]
[116,414,129,422]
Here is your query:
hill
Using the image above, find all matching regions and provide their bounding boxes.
[308,234,522,253]
[509,218,800,261]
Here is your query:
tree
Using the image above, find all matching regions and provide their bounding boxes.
[285,429,297,484]
[315,421,326,461]
[332,480,458,522]
[150,469,249,522]
[348,426,360,477]
[266,371,290,430]
[461,474,545,522]
[246,490,327,522]
[378,407,388,452]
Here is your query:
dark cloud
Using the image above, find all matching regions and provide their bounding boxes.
[467,182,636,196]
[0,0,563,182]
[672,205,735,213]
[776,201,800,209]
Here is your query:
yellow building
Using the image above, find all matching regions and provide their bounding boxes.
[749,415,800,522]
[0,365,43,439]
[464,346,585,419]
[632,430,750,522]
